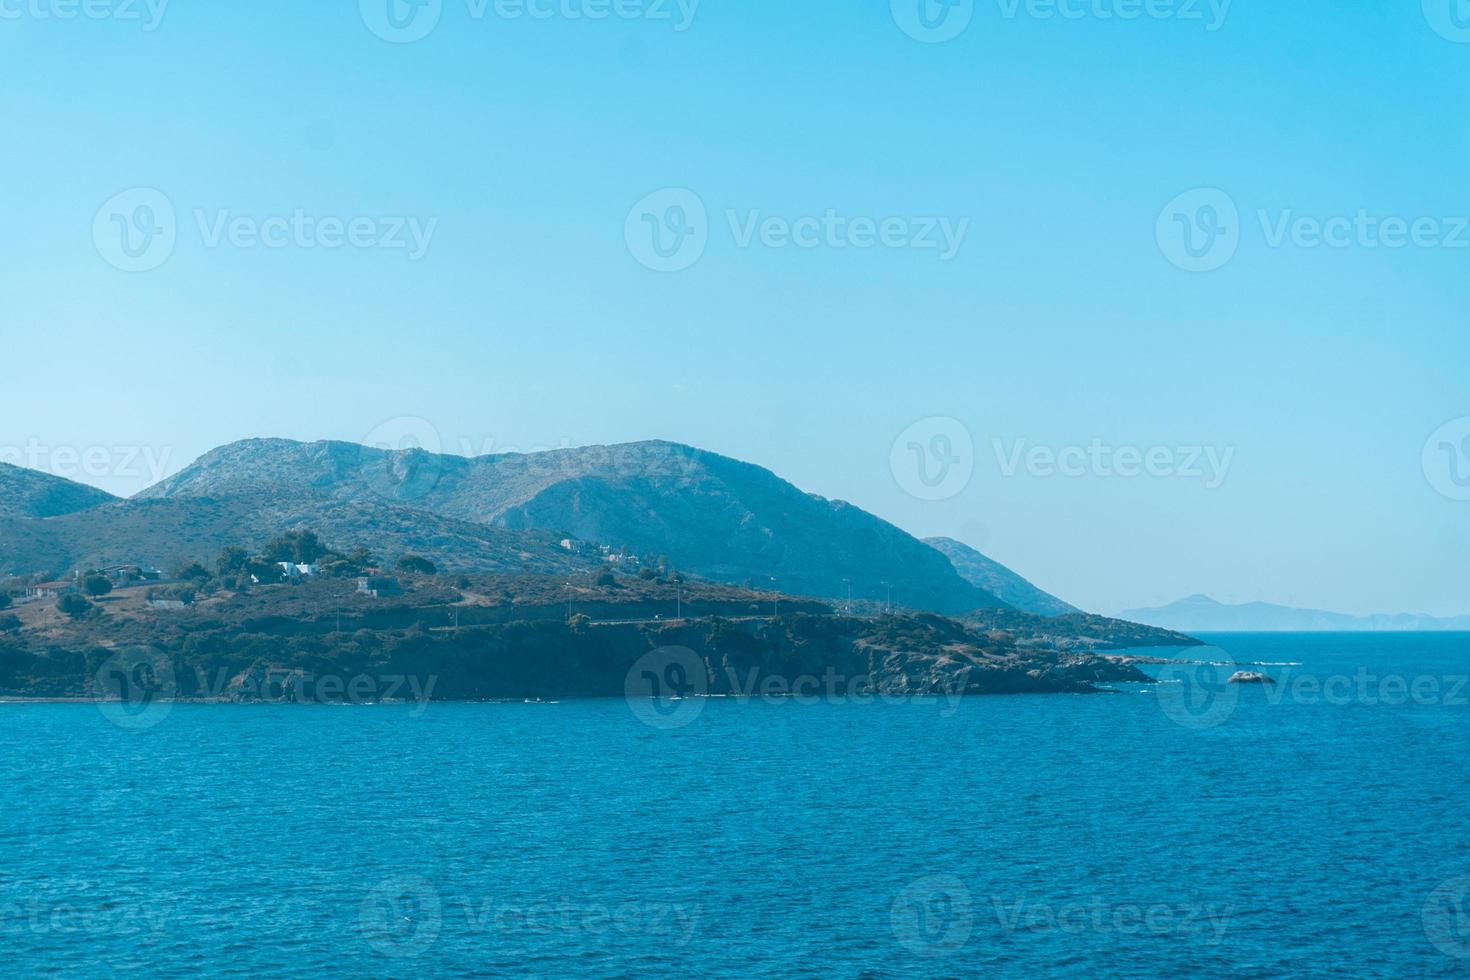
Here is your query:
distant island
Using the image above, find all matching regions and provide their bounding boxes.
[1121,594,1470,632]
[0,438,1201,702]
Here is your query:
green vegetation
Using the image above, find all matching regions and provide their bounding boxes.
[81,574,113,599]
[261,529,331,565]
[57,594,93,620]
[161,532,401,594]
[396,555,436,575]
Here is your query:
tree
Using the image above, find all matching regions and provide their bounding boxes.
[323,545,380,579]
[396,555,437,575]
[0,614,19,632]
[568,613,590,635]
[0,593,11,611]
[177,562,212,582]
[216,546,249,577]
[81,574,113,599]
[58,594,93,620]
[261,529,331,564]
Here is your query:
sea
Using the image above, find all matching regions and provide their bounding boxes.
[2,632,1468,978]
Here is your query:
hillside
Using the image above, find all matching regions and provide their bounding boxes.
[0,462,117,519]
[0,493,595,580]
[135,439,1005,615]
[925,537,1080,616]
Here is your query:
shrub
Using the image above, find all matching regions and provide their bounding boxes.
[0,614,19,632]
[58,594,93,620]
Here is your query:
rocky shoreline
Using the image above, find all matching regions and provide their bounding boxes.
[0,611,1162,704]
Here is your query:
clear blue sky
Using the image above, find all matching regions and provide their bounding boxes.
[3,0,1468,616]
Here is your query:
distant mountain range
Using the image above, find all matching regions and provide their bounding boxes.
[0,439,1087,619]
[1121,594,1470,632]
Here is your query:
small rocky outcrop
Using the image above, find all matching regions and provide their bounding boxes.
[1227,670,1274,685]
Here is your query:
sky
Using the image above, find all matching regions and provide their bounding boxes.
[2,0,1468,617]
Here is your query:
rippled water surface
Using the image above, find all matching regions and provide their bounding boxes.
[4,632,1469,977]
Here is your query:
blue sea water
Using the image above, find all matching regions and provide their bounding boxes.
[3,632,1470,978]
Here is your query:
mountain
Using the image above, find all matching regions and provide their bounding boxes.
[0,462,117,519]
[1120,594,1470,632]
[125,438,1007,614]
[924,537,1080,616]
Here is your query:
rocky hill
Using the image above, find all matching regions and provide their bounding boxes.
[132,439,1004,615]
[0,462,117,519]
[925,536,1080,616]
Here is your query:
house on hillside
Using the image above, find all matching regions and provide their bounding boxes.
[101,564,163,583]
[28,581,77,599]
[277,562,320,579]
[356,576,402,598]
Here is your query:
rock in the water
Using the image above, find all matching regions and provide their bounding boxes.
[1227,670,1274,685]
